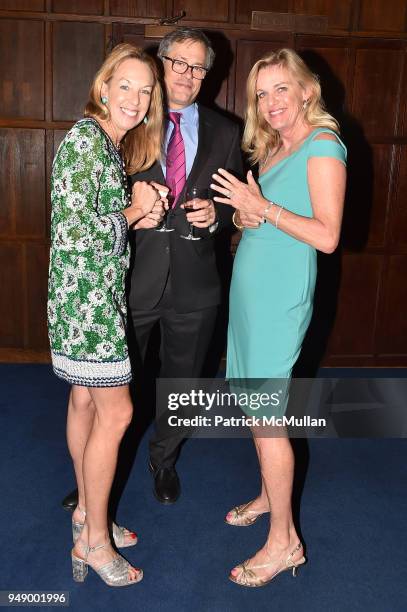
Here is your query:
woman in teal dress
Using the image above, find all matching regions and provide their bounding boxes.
[48,44,166,587]
[211,49,346,587]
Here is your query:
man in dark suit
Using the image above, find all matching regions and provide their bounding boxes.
[62,27,242,510]
[129,27,242,504]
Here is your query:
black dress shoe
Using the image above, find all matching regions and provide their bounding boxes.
[150,463,180,504]
[62,488,78,511]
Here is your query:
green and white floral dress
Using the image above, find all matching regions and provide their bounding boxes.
[48,117,132,387]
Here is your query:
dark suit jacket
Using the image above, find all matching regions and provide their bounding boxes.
[128,104,243,314]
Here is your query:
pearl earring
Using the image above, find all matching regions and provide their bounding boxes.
[101,96,108,105]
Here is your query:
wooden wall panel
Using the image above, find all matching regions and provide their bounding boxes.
[0,244,24,348]
[400,55,407,137]
[110,0,166,18]
[234,39,285,117]
[0,130,13,236]
[366,144,393,249]
[305,45,350,90]
[173,0,229,22]
[328,254,382,356]
[235,0,291,24]
[296,39,351,117]
[352,48,403,139]
[52,21,105,121]
[376,255,407,354]
[0,20,44,120]
[390,145,407,249]
[0,129,46,239]
[0,0,45,9]
[25,244,49,349]
[52,0,104,14]
[295,0,353,30]
[235,0,352,28]
[358,0,407,33]
[53,130,68,156]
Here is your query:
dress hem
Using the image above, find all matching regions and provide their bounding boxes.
[51,351,132,387]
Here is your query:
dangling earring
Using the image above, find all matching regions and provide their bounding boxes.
[302,99,309,110]
[101,96,108,105]
[143,115,148,124]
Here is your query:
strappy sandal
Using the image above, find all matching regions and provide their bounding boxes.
[229,542,306,587]
[225,501,269,526]
[72,541,143,587]
[72,507,138,548]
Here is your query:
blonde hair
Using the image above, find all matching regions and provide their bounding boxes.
[243,48,339,166]
[85,43,163,174]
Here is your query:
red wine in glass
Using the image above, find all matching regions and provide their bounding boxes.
[181,187,209,240]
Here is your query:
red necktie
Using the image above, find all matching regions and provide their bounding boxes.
[165,112,186,207]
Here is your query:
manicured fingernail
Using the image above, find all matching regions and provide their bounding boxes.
[131,533,137,539]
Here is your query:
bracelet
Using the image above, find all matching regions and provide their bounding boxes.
[263,201,274,220]
[232,210,244,231]
[275,205,284,229]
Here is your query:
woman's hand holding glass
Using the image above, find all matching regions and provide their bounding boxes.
[125,180,167,228]
[134,181,168,229]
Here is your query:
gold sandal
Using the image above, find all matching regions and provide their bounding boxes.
[225,501,269,527]
[229,542,306,587]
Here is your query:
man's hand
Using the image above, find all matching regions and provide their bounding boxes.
[182,198,216,228]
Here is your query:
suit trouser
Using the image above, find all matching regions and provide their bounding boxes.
[130,277,218,468]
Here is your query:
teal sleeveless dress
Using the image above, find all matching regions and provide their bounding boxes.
[226,128,347,416]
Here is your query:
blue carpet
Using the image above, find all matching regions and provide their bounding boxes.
[0,364,406,611]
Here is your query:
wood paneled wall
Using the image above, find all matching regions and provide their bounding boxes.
[0,0,406,366]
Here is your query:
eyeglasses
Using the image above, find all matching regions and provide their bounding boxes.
[161,56,208,80]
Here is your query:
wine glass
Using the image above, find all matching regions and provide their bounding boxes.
[180,187,209,241]
[155,188,175,233]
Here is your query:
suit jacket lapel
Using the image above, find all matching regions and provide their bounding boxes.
[156,161,166,184]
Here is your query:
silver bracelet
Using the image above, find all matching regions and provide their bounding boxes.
[262,201,274,223]
[275,205,284,229]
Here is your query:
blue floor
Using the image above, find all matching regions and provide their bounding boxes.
[0,364,406,611]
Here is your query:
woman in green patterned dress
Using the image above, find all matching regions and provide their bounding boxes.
[48,44,166,586]
[211,50,346,587]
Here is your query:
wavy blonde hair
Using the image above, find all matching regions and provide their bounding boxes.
[85,43,163,174]
[243,48,339,166]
